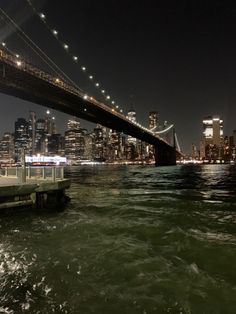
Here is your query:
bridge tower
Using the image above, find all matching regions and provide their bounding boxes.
[154,127,176,166]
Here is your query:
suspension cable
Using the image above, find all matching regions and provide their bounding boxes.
[0,7,83,91]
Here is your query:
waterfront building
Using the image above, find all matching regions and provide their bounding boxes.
[202,115,223,160]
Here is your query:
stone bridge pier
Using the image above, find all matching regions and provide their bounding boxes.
[154,143,176,166]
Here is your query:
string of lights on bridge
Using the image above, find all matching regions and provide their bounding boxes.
[0,41,177,148]
[26,0,125,115]
[0,6,180,150]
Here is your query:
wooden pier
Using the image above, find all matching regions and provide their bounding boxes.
[0,166,70,210]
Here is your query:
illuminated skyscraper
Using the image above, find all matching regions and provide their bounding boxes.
[14,118,29,160]
[202,115,223,160]
[203,115,223,146]
[0,132,15,163]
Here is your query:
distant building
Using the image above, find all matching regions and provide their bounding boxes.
[28,111,36,155]
[64,118,87,162]
[0,132,15,164]
[201,115,223,160]
[47,134,64,156]
[14,118,29,161]
[93,124,107,161]
[35,119,47,153]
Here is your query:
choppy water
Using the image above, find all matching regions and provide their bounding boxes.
[0,164,236,313]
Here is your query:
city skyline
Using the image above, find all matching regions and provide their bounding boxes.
[1,1,236,153]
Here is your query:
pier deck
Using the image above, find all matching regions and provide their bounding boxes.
[0,167,70,210]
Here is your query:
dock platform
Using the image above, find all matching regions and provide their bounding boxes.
[0,167,70,210]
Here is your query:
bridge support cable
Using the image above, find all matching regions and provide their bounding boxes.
[174,133,181,152]
[26,0,124,113]
[0,7,83,91]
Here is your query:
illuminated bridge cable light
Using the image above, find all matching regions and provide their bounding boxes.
[26,0,125,114]
[0,7,83,93]
[39,13,46,19]
[89,75,93,79]
[1,42,6,47]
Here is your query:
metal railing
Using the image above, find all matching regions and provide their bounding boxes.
[0,166,65,182]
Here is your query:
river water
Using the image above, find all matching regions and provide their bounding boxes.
[0,164,236,313]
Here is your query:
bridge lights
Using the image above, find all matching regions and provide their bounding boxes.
[89,75,93,79]
[106,95,110,100]
[40,13,46,19]
[95,83,99,87]
[84,108,87,111]
[73,56,78,61]
[15,54,20,58]
[115,105,119,109]
[55,78,60,83]
[101,90,105,94]
[16,61,22,67]
[64,44,69,50]
[83,95,88,100]
[1,42,6,47]
[81,66,86,71]
[111,101,115,105]
[52,29,58,36]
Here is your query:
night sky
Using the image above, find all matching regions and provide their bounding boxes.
[1,0,236,153]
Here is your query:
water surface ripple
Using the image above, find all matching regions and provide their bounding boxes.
[0,164,236,313]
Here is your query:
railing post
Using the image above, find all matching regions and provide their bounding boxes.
[42,167,46,179]
[52,167,56,182]
[16,167,18,178]
[60,167,64,179]
[28,166,31,179]
[5,167,8,177]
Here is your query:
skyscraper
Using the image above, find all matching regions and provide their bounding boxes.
[65,118,87,163]
[14,118,29,161]
[28,111,36,155]
[202,115,223,160]
[35,119,46,153]
[0,132,15,163]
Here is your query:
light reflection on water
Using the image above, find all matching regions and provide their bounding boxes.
[0,164,236,313]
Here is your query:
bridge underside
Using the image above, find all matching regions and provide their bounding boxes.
[0,59,177,166]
